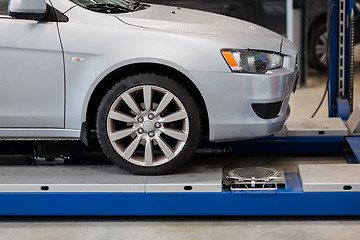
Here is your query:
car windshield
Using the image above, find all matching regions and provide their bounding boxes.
[70,0,145,13]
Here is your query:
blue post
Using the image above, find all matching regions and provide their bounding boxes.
[328,0,338,117]
[329,0,354,119]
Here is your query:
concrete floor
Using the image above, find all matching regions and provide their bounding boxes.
[0,47,360,239]
[0,216,359,240]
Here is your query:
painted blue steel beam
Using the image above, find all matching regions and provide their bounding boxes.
[0,173,359,216]
[199,136,345,155]
[337,98,350,120]
[345,136,360,163]
[329,0,339,117]
[329,0,354,118]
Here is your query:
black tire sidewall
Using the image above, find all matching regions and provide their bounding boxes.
[96,73,201,175]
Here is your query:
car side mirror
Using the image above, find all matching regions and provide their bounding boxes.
[8,0,47,20]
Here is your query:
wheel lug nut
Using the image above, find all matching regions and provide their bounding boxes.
[155,122,161,128]
[148,113,154,120]
[138,117,144,123]
[138,128,144,134]
[148,131,155,137]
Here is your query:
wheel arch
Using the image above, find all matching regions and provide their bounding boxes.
[85,63,209,143]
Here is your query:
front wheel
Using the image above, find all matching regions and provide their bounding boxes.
[96,73,201,175]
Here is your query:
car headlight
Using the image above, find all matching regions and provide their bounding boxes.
[221,49,283,73]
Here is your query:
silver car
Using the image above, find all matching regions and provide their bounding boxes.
[0,0,298,174]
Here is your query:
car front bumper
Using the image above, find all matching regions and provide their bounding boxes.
[189,67,298,141]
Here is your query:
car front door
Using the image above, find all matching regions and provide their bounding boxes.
[0,0,64,128]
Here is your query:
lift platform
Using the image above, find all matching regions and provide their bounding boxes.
[0,0,359,216]
[0,162,359,216]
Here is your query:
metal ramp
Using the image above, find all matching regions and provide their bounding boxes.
[0,165,222,193]
[299,164,360,192]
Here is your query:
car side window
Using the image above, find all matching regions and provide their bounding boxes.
[0,0,9,15]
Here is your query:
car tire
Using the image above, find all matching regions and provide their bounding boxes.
[96,73,201,175]
[308,22,328,71]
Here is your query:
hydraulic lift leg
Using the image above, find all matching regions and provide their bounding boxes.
[329,0,355,119]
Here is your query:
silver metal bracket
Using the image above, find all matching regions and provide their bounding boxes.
[224,167,286,191]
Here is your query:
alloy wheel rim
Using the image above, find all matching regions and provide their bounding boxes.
[106,85,189,167]
[315,31,328,66]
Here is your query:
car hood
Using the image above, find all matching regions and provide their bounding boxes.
[116,5,283,52]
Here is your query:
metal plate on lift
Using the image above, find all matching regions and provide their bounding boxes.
[0,165,223,193]
[146,166,223,193]
[285,118,348,136]
[346,105,360,133]
[299,164,360,192]
[0,166,147,192]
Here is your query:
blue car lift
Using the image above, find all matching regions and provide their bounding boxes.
[0,0,360,216]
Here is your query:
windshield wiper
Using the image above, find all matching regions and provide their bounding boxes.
[85,3,132,13]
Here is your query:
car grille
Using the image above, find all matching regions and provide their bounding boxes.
[252,101,283,119]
